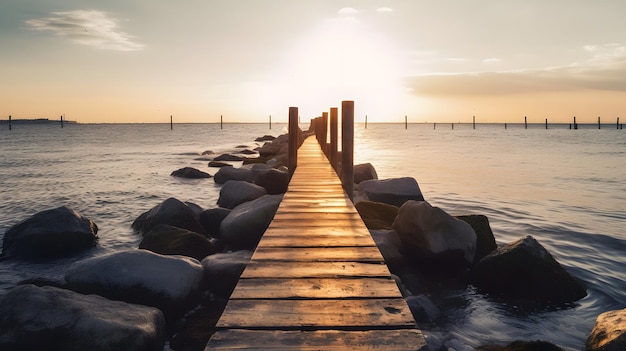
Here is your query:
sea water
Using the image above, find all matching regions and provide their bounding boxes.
[0,122,624,350]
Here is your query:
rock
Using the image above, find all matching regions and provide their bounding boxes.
[456,214,497,263]
[220,195,283,250]
[139,224,218,260]
[586,308,626,351]
[217,180,267,209]
[202,150,214,155]
[213,166,256,185]
[242,156,271,165]
[209,161,232,168]
[255,168,290,195]
[392,200,477,267]
[170,167,212,179]
[255,135,276,142]
[358,177,424,207]
[477,340,564,351]
[65,249,204,318]
[1,206,98,259]
[199,208,231,237]
[369,229,408,272]
[239,149,257,155]
[132,197,207,236]
[202,250,253,296]
[355,201,398,230]
[214,154,244,162]
[406,294,441,324]
[256,141,285,157]
[354,163,378,184]
[471,235,587,303]
[0,284,165,351]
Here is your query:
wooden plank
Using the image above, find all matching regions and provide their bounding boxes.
[230,278,403,299]
[206,329,426,350]
[240,261,390,279]
[272,213,361,221]
[269,218,365,228]
[251,246,383,262]
[215,299,416,329]
[263,226,372,237]
[258,235,377,248]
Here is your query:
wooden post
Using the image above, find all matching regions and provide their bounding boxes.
[330,107,338,172]
[434,122,436,130]
[321,112,329,156]
[618,117,620,130]
[598,116,601,129]
[269,115,272,130]
[61,115,64,128]
[220,115,223,129]
[452,123,454,130]
[288,107,299,176]
[473,115,476,129]
[574,116,578,130]
[170,115,173,130]
[404,115,407,129]
[545,118,548,129]
[504,122,507,129]
[341,101,354,201]
[8,115,11,130]
[524,116,527,129]
[365,114,368,129]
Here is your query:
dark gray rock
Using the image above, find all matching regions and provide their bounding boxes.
[220,195,283,250]
[199,208,231,237]
[213,166,255,185]
[359,177,424,207]
[471,235,587,303]
[209,161,232,168]
[255,168,290,195]
[139,224,218,260]
[255,135,276,142]
[65,249,204,318]
[132,197,207,236]
[170,167,212,179]
[457,214,497,264]
[0,284,165,351]
[217,180,267,209]
[406,295,441,323]
[214,154,244,162]
[201,250,253,296]
[1,206,98,259]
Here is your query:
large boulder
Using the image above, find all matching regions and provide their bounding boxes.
[199,208,231,237]
[65,249,204,318]
[586,308,626,351]
[355,201,399,230]
[456,214,497,263]
[213,166,255,185]
[139,224,218,260]
[170,167,212,179]
[220,195,283,250]
[392,200,477,267]
[217,180,267,209]
[358,177,424,207]
[202,250,253,296]
[369,229,408,272]
[256,141,284,157]
[1,206,98,259]
[254,168,290,195]
[471,235,587,303]
[0,284,165,351]
[132,197,207,236]
[214,154,244,162]
[354,163,378,184]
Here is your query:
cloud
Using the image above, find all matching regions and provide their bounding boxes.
[338,7,359,15]
[483,58,501,63]
[376,7,393,13]
[26,10,143,51]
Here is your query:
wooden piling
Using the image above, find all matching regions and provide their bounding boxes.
[61,115,64,128]
[473,115,476,129]
[170,115,173,130]
[505,122,507,129]
[341,101,354,201]
[404,115,407,129]
[288,107,299,176]
[545,118,548,129]
[220,115,223,129]
[8,115,11,130]
[574,116,578,130]
[365,114,368,129]
[434,122,436,130]
[598,116,601,129]
[452,123,454,130]
[618,117,620,129]
[330,107,338,172]
[321,112,329,156]
[524,116,527,129]
[269,115,272,130]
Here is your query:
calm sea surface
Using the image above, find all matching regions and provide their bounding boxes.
[1,122,624,350]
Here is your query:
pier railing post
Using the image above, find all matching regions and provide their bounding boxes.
[321,112,329,156]
[330,107,338,172]
[288,107,299,177]
[341,101,354,201]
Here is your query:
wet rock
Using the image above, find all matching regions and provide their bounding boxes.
[239,149,257,155]
[456,214,497,263]
[242,156,271,165]
[65,249,203,318]
[255,168,290,195]
[586,308,626,351]
[214,154,244,162]
[202,150,214,155]
[393,200,476,267]
[354,163,378,184]
[202,250,253,296]
[255,135,276,142]
[132,197,207,236]
[476,340,564,351]
[359,177,424,207]
[355,201,398,230]
[220,195,283,250]
[170,167,212,179]
[139,224,218,260]
[0,284,165,351]
[1,206,98,259]
[406,294,441,323]
[199,208,231,237]
[369,229,408,272]
[217,180,267,209]
[213,166,255,185]
[209,161,232,168]
[471,235,587,303]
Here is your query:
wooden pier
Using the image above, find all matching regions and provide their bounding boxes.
[205,135,426,349]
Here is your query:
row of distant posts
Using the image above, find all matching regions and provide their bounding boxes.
[287,101,355,201]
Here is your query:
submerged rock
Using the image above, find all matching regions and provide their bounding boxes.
[217,180,267,209]
[393,200,477,267]
[139,224,218,260]
[202,250,253,296]
[132,197,207,236]
[255,135,276,142]
[220,194,283,250]
[1,206,98,259]
[170,167,212,179]
[65,249,204,318]
[586,308,626,351]
[471,235,587,303]
[359,177,424,207]
[355,201,399,230]
[0,284,165,351]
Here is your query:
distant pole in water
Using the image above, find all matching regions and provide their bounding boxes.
[617,117,620,129]
[8,115,11,130]
[451,123,454,130]
[524,116,527,129]
[434,122,436,130]
[405,115,407,129]
[505,122,507,129]
[365,115,368,129]
[598,116,601,129]
[574,116,578,130]
[473,115,476,129]
[220,115,223,130]
[61,115,64,128]
[545,118,548,129]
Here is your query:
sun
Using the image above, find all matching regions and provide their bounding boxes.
[262,15,410,122]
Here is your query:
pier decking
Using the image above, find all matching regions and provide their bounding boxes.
[205,136,426,350]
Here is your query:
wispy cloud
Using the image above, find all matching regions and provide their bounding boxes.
[26,10,143,51]
[483,58,501,63]
[338,7,359,15]
[376,7,393,13]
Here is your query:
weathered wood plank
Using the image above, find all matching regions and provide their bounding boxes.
[240,261,390,279]
[205,329,427,350]
[263,226,372,237]
[230,278,402,299]
[269,218,365,228]
[272,213,361,221]
[215,299,416,329]
[257,235,377,248]
[251,246,383,262]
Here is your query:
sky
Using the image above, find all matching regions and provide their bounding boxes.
[1,0,625,123]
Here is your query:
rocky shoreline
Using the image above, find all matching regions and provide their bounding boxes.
[0,129,623,351]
